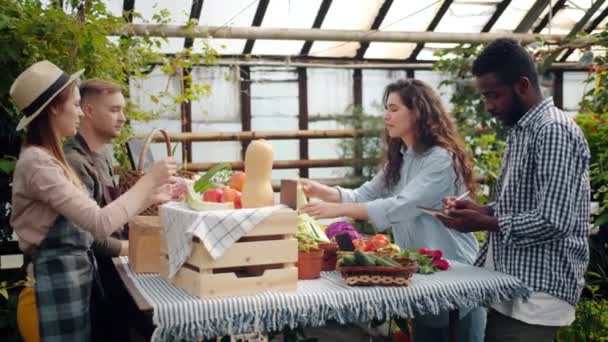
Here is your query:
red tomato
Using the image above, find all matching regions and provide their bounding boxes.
[371,234,390,249]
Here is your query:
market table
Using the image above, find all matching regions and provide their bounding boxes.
[113,256,529,342]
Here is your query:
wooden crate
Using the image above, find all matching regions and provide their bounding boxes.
[160,208,298,298]
[129,215,163,273]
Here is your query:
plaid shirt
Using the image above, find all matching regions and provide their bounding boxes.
[475,98,590,305]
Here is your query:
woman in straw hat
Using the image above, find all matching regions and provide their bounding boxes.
[9,60,176,341]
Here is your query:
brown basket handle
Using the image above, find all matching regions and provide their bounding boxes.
[136,128,172,173]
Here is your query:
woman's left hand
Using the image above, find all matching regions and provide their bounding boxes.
[300,201,344,219]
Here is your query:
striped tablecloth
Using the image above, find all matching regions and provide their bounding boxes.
[115,257,529,342]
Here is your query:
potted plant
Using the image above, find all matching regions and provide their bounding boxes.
[296,232,324,280]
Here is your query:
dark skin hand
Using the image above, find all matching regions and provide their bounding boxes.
[437,197,499,233]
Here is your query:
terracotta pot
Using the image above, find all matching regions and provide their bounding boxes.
[318,242,338,271]
[297,249,324,279]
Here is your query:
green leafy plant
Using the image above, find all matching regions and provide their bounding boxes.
[396,248,449,274]
[296,231,320,252]
[433,45,506,204]
[576,102,608,228]
[193,163,232,193]
[557,285,608,342]
[337,105,383,181]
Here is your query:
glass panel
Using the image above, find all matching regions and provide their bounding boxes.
[129,66,181,119]
[565,45,608,62]
[362,70,408,115]
[434,0,497,33]
[415,70,454,112]
[133,0,190,24]
[309,0,385,57]
[133,0,190,52]
[307,68,354,179]
[563,71,588,117]
[197,0,258,55]
[191,133,242,163]
[365,0,442,59]
[130,119,184,163]
[250,67,299,180]
[191,66,240,123]
[590,14,608,34]
[130,66,184,163]
[492,0,550,32]
[540,0,604,35]
[417,42,459,61]
[252,0,322,55]
[103,0,124,17]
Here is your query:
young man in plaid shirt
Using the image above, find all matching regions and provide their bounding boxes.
[438,39,590,341]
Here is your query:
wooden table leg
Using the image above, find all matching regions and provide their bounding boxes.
[448,309,459,342]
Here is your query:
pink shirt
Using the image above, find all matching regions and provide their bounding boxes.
[10,146,145,252]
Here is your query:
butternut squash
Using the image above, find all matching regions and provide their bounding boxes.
[241,140,274,208]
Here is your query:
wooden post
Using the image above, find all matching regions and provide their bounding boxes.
[298,67,309,178]
[181,68,192,163]
[240,66,252,159]
[116,24,574,45]
[353,69,363,177]
[553,71,563,110]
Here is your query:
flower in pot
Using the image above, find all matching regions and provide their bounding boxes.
[296,231,324,279]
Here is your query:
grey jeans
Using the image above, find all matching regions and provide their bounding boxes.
[485,309,560,342]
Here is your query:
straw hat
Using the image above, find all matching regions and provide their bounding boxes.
[10,60,84,131]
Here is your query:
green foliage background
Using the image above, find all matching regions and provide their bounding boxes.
[0,0,217,240]
[0,3,217,339]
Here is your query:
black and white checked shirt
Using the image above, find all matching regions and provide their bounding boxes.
[475,97,591,305]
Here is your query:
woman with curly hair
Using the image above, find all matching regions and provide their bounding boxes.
[300,78,484,341]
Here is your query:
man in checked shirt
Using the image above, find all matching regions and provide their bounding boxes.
[438,38,591,341]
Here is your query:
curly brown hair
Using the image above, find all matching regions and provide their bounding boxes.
[381,79,477,194]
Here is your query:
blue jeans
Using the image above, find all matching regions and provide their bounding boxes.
[412,306,487,342]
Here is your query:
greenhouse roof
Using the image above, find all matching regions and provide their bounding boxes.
[67,0,608,63]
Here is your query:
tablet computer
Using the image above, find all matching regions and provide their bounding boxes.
[417,206,453,219]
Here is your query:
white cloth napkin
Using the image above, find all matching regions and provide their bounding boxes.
[159,202,285,278]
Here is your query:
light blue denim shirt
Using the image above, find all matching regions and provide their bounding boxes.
[337,146,479,265]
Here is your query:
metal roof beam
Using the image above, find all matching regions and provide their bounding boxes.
[407,0,454,61]
[123,0,135,22]
[533,0,567,33]
[560,1,608,61]
[355,0,394,59]
[300,0,333,55]
[515,0,550,33]
[482,0,512,32]
[540,0,605,68]
[184,0,204,49]
[243,0,270,55]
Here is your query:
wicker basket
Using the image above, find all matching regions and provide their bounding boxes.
[118,128,196,216]
[337,259,418,287]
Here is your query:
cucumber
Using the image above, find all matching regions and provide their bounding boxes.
[354,249,376,267]
[375,257,401,267]
[339,254,356,266]
[364,253,401,267]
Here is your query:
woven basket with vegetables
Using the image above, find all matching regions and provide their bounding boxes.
[119,128,196,216]
[337,250,418,287]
